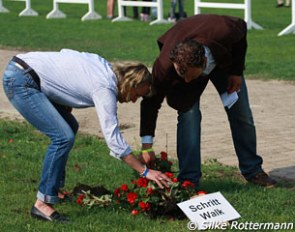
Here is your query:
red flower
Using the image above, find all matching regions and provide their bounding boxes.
[164,172,174,179]
[76,194,85,205]
[121,184,129,192]
[172,177,178,183]
[114,188,121,197]
[127,192,137,205]
[181,180,195,189]
[8,139,14,143]
[131,209,139,216]
[197,190,207,195]
[139,201,151,211]
[147,187,153,195]
[137,177,149,188]
[139,201,146,209]
[160,151,168,160]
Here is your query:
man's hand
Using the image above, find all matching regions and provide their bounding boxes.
[227,75,242,93]
[138,144,156,168]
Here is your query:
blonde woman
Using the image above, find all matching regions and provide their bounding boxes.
[2,49,171,223]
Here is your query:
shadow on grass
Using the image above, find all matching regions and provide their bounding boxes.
[270,165,295,188]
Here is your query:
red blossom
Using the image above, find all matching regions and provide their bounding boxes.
[164,172,174,179]
[8,139,14,143]
[121,184,129,192]
[139,201,151,211]
[127,192,137,205]
[137,177,149,188]
[147,187,153,195]
[172,177,178,183]
[160,151,168,160]
[114,188,121,197]
[131,209,139,216]
[76,194,85,205]
[139,201,146,209]
[197,190,207,195]
[181,180,195,189]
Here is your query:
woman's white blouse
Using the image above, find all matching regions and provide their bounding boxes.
[17,49,131,159]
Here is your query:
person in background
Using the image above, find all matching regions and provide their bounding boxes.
[168,0,186,22]
[107,0,139,20]
[107,0,115,19]
[140,0,152,22]
[2,49,171,223]
[139,14,277,190]
[276,0,291,7]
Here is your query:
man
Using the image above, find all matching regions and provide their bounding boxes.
[139,14,277,189]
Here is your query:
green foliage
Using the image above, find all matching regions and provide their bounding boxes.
[0,119,294,232]
[0,0,294,80]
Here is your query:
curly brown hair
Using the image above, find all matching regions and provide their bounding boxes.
[169,40,206,75]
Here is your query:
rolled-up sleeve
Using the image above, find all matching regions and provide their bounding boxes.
[92,89,132,159]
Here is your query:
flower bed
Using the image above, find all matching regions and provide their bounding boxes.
[71,151,206,219]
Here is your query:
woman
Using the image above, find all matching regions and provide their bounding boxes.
[2,49,171,223]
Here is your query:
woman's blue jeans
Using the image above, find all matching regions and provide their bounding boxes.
[2,61,79,204]
[177,69,263,187]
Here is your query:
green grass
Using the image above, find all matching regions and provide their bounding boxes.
[0,119,294,232]
[0,0,295,80]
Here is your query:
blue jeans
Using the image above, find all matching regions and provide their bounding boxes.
[2,61,79,204]
[177,69,263,187]
[170,0,184,18]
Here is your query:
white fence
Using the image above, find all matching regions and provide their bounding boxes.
[19,0,38,16]
[46,0,101,21]
[278,0,295,36]
[0,0,9,13]
[112,0,168,25]
[1,0,295,36]
[0,0,38,16]
[194,0,262,30]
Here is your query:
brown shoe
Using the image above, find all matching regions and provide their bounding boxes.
[247,172,277,188]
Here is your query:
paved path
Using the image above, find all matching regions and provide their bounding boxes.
[1,49,294,183]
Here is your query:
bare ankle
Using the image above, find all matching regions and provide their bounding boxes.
[34,199,55,216]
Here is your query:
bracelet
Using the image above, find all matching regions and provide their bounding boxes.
[140,165,149,177]
[141,148,154,153]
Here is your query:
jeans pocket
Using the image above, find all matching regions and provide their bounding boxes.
[2,74,15,100]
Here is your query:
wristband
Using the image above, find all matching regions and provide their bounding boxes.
[140,165,149,177]
[141,148,154,153]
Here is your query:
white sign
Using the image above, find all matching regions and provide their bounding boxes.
[177,192,241,230]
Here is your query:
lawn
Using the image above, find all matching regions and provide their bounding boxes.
[0,0,294,80]
[0,120,294,232]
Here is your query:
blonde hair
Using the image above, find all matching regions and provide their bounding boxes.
[111,61,152,100]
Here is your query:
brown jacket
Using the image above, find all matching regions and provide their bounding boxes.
[140,14,248,137]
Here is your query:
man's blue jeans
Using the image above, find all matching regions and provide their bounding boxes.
[177,69,263,187]
[2,61,79,204]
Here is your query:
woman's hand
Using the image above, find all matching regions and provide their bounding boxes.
[145,169,172,189]
[122,153,172,189]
